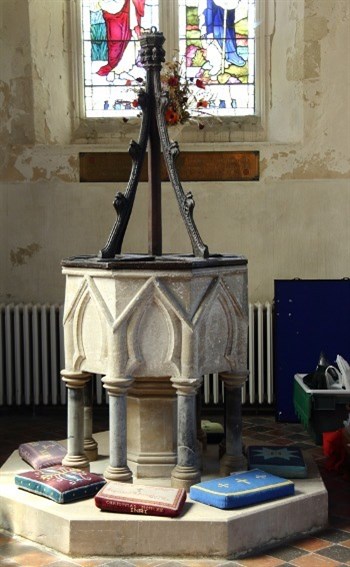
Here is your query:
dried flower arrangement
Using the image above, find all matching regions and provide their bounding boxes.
[131,57,220,130]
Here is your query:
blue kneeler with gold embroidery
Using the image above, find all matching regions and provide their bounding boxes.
[189,469,294,509]
[247,446,307,478]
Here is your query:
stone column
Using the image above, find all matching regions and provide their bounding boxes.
[171,377,202,491]
[196,388,207,454]
[83,379,98,462]
[103,376,134,482]
[219,371,248,475]
[61,369,91,470]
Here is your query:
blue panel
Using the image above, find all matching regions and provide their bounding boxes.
[274,280,350,422]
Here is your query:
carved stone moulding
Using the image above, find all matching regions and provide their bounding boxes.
[61,254,248,381]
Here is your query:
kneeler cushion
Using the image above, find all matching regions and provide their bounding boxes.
[15,466,106,503]
[95,481,186,517]
[247,445,307,478]
[189,469,295,509]
[18,440,67,469]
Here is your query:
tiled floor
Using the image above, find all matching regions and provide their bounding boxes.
[1,407,350,566]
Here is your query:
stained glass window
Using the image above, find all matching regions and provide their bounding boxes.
[81,0,256,118]
[178,0,256,117]
[82,0,159,117]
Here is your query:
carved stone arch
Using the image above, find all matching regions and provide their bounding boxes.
[63,276,88,326]
[217,290,239,359]
[153,294,181,367]
[219,278,248,370]
[197,279,240,374]
[125,290,181,376]
[72,286,108,371]
[230,304,249,371]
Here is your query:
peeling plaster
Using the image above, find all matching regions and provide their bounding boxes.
[280,159,350,180]
[303,41,321,79]
[303,89,321,108]
[10,243,41,267]
[287,38,321,81]
[0,81,11,121]
[303,15,329,42]
[260,158,268,175]
[260,149,350,181]
[32,166,48,181]
[0,75,34,144]
[287,13,329,82]
[286,46,303,81]
[0,148,26,182]
[0,146,79,183]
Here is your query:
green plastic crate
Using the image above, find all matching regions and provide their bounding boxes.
[293,374,350,445]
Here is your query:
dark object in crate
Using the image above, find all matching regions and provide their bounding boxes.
[303,352,340,390]
[294,374,350,445]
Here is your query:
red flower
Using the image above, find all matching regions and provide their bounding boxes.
[195,79,205,89]
[165,106,180,125]
[196,100,208,108]
[168,76,179,87]
[132,99,139,108]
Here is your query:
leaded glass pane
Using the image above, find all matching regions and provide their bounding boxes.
[81,0,256,119]
[82,0,159,117]
[178,0,256,116]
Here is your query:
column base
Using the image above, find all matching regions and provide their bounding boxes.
[171,465,201,492]
[84,438,98,462]
[104,465,133,483]
[220,453,247,476]
[62,453,90,470]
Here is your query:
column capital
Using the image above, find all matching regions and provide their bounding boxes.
[171,376,202,396]
[103,376,134,396]
[61,369,91,389]
[220,370,248,390]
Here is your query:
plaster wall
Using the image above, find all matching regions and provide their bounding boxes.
[0,0,349,304]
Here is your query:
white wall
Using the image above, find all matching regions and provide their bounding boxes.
[0,0,349,304]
